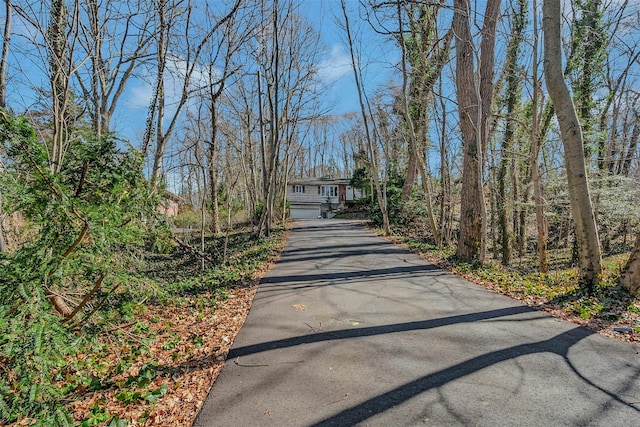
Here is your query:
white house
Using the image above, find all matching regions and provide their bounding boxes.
[286,178,363,219]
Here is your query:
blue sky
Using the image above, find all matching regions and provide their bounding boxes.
[300,0,400,115]
[114,0,400,142]
[2,0,400,144]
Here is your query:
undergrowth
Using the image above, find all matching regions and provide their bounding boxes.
[1,227,285,425]
[388,231,640,334]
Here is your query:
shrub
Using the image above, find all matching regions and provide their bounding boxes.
[0,112,167,422]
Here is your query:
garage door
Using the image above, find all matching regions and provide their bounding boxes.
[290,206,320,219]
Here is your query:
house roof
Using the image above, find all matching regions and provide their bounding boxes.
[162,189,186,203]
[289,177,351,185]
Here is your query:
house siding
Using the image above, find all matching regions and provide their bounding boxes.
[286,179,363,219]
[158,199,178,216]
[287,185,340,205]
[159,191,184,217]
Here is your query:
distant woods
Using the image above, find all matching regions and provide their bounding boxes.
[1,0,640,295]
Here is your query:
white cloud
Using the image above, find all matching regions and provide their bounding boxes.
[317,44,352,83]
[124,57,211,111]
[125,82,154,109]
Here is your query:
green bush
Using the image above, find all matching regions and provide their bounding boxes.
[172,206,203,229]
[0,112,166,422]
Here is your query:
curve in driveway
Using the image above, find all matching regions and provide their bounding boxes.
[194,219,640,427]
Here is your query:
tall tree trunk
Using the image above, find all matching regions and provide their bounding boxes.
[478,0,500,263]
[48,0,76,173]
[142,0,167,168]
[192,131,207,271]
[454,0,481,260]
[531,0,548,272]
[569,0,607,166]
[497,153,512,264]
[454,0,500,261]
[267,0,280,236]
[243,107,257,223]
[0,0,11,253]
[543,0,602,290]
[438,77,452,246]
[209,120,221,235]
[496,0,527,265]
[205,51,234,236]
[620,232,640,296]
[0,0,10,109]
[257,0,280,238]
[531,140,548,272]
[86,0,101,136]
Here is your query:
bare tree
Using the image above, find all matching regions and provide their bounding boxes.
[203,5,250,235]
[255,0,324,236]
[495,0,527,265]
[530,0,549,272]
[340,0,390,235]
[543,0,602,289]
[435,73,454,246]
[0,0,10,109]
[12,0,85,172]
[74,0,153,136]
[143,0,242,184]
[182,104,209,270]
[223,76,261,222]
[0,0,10,254]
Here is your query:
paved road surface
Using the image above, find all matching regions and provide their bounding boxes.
[194,219,640,426]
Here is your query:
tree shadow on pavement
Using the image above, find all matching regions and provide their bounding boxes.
[310,326,640,426]
[228,306,533,358]
[224,305,639,426]
[259,264,442,288]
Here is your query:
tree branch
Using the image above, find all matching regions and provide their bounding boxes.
[62,274,105,322]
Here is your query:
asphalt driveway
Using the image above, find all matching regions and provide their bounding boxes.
[194,219,640,426]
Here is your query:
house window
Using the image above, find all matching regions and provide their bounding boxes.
[293,185,305,193]
[320,185,338,197]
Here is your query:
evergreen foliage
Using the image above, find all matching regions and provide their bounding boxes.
[367,170,405,227]
[349,166,369,194]
[0,112,166,422]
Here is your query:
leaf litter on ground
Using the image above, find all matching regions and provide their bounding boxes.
[34,228,288,427]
